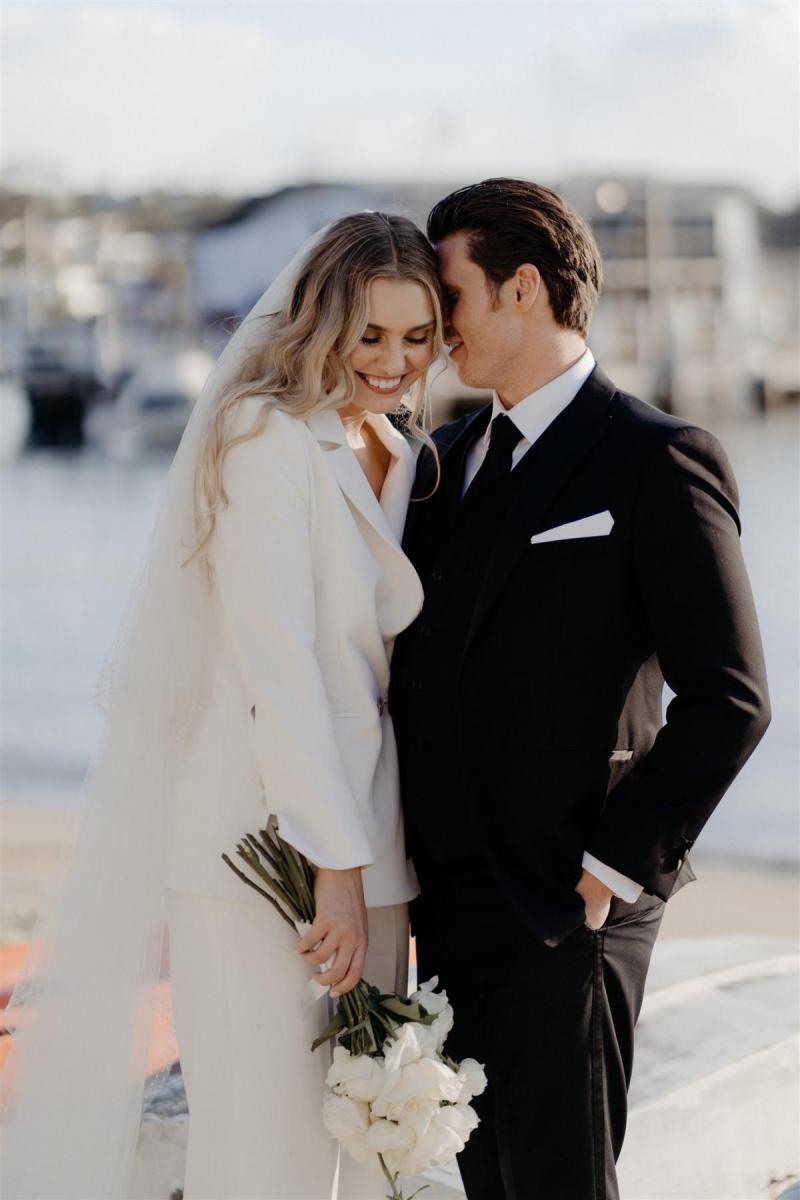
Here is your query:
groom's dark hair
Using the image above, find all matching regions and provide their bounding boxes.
[427,178,602,337]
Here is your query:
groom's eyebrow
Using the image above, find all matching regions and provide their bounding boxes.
[365,321,436,333]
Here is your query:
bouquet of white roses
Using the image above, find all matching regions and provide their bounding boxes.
[223,821,487,1200]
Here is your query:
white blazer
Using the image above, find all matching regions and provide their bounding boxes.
[162,400,425,908]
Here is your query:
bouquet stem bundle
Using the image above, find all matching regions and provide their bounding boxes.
[222,821,485,1200]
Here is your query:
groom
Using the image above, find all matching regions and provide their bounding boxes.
[389,179,771,1200]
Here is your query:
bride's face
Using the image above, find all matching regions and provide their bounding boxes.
[348,277,436,414]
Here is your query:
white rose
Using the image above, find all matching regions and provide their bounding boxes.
[395,1099,479,1176]
[365,1118,416,1156]
[372,1057,463,1119]
[431,1004,455,1050]
[326,1045,385,1102]
[321,1092,372,1163]
[438,1102,480,1142]
[456,1057,488,1103]
[389,1096,440,1140]
[383,1022,439,1070]
[410,976,450,1015]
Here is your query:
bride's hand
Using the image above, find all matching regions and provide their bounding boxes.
[296,866,369,997]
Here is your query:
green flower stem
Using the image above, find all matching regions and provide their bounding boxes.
[254,828,286,872]
[219,854,296,929]
[235,843,305,922]
[378,1153,404,1200]
[283,840,316,916]
[338,990,355,1029]
[376,1154,430,1200]
[240,841,305,917]
[273,836,315,921]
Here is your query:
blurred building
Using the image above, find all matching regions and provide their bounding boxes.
[560,178,767,423]
[1,192,203,444]
[191,176,799,422]
[1,199,195,376]
[191,183,378,354]
[757,204,800,408]
[1,177,797,447]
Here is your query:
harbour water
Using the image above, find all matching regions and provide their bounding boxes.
[1,406,797,868]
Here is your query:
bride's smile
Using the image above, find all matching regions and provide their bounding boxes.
[347,276,436,413]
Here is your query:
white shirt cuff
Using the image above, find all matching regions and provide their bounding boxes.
[581,852,643,902]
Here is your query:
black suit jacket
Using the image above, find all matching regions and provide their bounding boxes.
[396,365,771,943]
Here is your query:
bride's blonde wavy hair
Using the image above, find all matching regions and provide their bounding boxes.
[187,211,445,570]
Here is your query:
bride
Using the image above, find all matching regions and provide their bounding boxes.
[1,212,445,1199]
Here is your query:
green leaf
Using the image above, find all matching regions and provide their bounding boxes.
[379,997,435,1025]
[310,1009,346,1053]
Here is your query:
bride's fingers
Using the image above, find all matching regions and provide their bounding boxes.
[315,937,356,988]
[296,920,330,954]
[330,941,367,997]
[300,930,339,965]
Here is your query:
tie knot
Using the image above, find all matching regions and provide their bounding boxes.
[461,410,524,506]
[488,413,522,459]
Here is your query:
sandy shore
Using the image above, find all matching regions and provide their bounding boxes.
[1,801,798,946]
[657,857,799,941]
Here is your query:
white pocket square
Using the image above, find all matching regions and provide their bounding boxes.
[530,510,614,544]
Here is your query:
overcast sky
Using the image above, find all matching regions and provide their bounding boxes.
[3,0,798,206]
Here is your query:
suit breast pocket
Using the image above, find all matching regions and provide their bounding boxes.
[526,536,615,560]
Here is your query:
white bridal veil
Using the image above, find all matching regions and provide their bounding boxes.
[0,226,333,1199]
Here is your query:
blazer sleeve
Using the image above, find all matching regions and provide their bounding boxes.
[585,425,771,899]
[211,408,376,872]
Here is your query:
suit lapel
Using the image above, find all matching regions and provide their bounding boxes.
[404,403,492,546]
[464,365,617,651]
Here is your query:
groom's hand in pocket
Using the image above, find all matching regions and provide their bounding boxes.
[296,866,369,997]
[575,868,614,930]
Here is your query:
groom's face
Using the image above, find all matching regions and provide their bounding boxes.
[436,232,521,393]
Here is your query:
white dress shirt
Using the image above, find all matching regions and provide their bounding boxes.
[462,348,643,903]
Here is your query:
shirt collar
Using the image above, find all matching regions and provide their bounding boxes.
[487,347,596,449]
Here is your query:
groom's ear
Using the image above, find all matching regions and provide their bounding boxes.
[513,263,541,313]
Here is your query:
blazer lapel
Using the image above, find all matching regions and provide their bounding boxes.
[305,407,423,630]
[367,413,416,543]
[464,365,617,651]
[305,408,401,550]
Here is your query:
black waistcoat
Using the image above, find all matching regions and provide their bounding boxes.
[390,411,539,861]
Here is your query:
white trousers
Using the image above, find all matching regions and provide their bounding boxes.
[164,886,410,1200]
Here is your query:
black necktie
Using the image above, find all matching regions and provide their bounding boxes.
[462,413,522,505]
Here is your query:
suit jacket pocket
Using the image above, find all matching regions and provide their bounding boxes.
[525,537,616,559]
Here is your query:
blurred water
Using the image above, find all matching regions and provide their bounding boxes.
[1,408,798,867]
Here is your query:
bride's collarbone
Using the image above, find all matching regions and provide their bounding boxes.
[349,426,392,501]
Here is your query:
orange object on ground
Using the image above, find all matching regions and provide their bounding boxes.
[0,943,179,1081]
[0,944,28,1009]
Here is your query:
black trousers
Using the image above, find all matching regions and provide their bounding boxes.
[409,845,665,1200]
